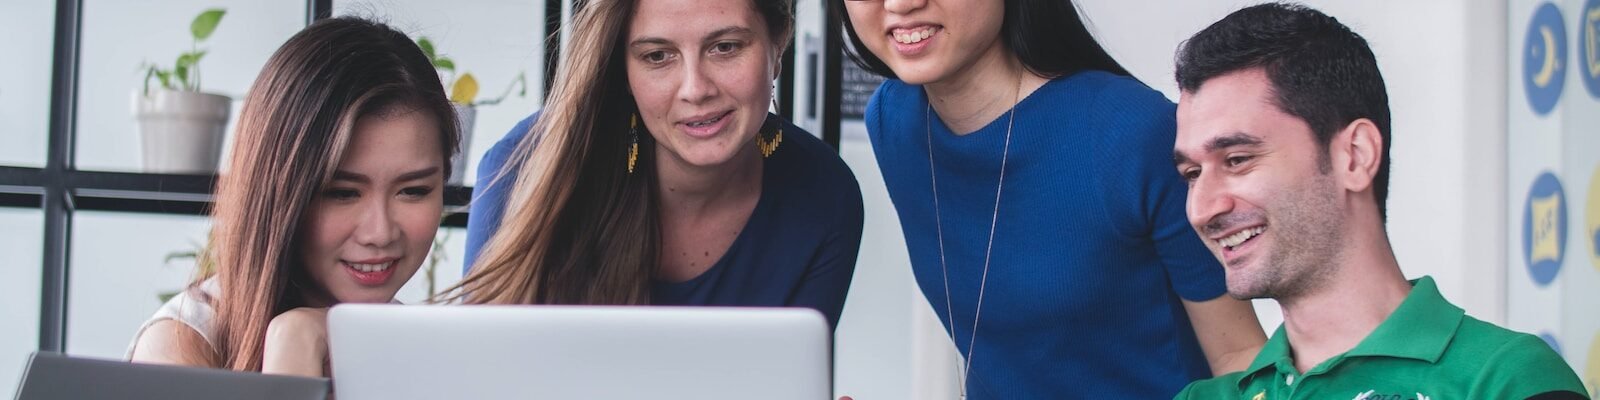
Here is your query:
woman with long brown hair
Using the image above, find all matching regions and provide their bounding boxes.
[454,0,863,327]
[127,17,459,377]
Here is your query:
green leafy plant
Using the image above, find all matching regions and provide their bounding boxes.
[158,235,216,303]
[422,212,461,299]
[415,36,527,106]
[142,8,226,96]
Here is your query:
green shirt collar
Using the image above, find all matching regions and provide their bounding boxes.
[1235,276,1465,387]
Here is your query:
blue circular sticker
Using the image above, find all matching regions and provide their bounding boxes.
[1523,172,1569,287]
[1524,2,1568,115]
[1581,0,1600,98]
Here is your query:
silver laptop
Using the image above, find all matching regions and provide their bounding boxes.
[13,352,328,400]
[327,304,831,400]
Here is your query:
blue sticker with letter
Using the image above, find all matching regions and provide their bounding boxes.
[1524,2,1568,115]
[1580,0,1600,98]
[1523,172,1568,287]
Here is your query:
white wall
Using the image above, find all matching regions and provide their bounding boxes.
[0,0,55,394]
[0,210,43,396]
[0,0,53,168]
[834,122,962,400]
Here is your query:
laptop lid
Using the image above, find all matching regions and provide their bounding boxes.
[13,352,328,400]
[327,304,830,400]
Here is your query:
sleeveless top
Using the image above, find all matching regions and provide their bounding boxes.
[124,278,402,359]
[125,278,220,359]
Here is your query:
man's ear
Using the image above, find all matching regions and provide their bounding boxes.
[1331,118,1384,194]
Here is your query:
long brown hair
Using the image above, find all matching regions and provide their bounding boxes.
[439,0,793,305]
[202,17,458,372]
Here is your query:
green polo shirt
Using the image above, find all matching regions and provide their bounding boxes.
[1176,277,1589,400]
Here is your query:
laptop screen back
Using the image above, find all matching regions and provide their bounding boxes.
[327,305,830,400]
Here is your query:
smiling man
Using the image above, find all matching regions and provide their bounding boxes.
[1169,3,1588,399]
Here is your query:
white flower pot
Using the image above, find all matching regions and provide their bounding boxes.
[451,103,476,186]
[133,90,231,174]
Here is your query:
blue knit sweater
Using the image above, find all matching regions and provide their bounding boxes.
[866,71,1226,398]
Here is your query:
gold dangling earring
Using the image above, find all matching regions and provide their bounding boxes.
[757,86,782,158]
[627,113,640,173]
[756,119,782,158]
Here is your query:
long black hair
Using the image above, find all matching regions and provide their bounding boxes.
[833,0,1129,79]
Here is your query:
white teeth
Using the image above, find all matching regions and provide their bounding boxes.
[348,262,392,273]
[688,114,722,127]
[1218,226,1266,249]
[893,27,936,44]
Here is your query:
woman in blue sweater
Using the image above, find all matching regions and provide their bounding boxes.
[836,0,1265,397]
[447,0,863,329]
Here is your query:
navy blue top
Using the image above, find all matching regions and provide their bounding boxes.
[866,71,1227,398]
[465,112,864,328]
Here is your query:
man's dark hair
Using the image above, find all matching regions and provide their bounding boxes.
[1175,2,1392,221]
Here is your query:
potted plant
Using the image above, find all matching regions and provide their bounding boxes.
[415,36,527,185]
[135,8,229,174]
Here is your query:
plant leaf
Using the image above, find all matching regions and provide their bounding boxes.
[191,9,226,41]
[143,65,157,96]
[417,37,436,61]
[475,71,528,106]
[434,57,455,72]
[187,50,208,91]
[164,251,198,264]
[174,64,190,88]
[451,72,479,104]
[155,70,174,90]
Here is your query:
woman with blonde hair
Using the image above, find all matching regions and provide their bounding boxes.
[128,17,459,377]
[455,0,862,327]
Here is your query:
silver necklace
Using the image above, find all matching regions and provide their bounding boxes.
[928,77,1019,400]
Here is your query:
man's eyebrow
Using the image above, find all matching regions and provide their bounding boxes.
[1173,132,1262,166]
[1173,151,1193,167]
[1204,132,1263,153]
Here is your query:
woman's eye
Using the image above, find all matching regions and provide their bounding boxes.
[399,186,434,199]
[642,51,672,64]
[710,42,740,54]
[323,188,359,201]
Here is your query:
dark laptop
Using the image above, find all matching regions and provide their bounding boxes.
[13,352,327,400]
